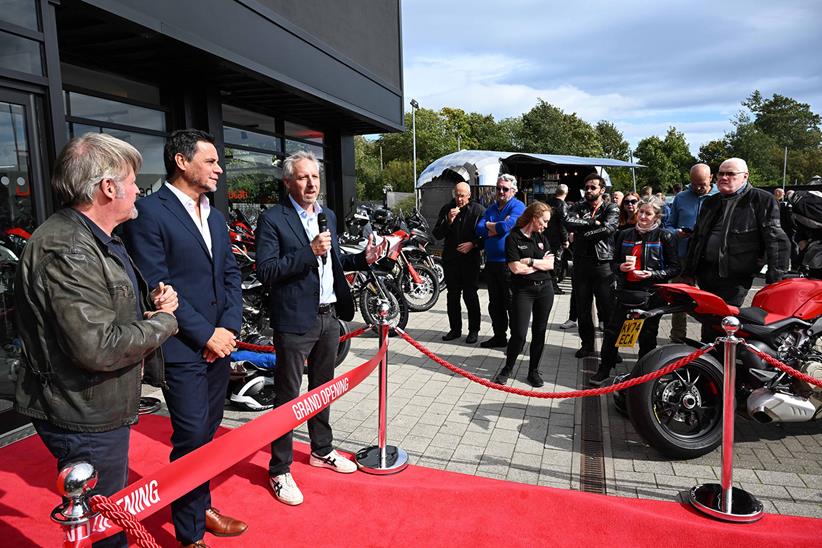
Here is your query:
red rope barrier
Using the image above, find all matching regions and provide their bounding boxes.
[85,328,388,543]
[89,495,160,548]
[743,343,822,389]
[236,324,371,353]
[396,328,716,398]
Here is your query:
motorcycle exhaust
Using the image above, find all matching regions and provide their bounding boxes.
[746,387,816,423]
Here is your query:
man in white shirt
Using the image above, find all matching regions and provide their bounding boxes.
[123,129,246,547]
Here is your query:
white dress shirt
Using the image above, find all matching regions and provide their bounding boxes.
[288,195,336,305]
[165,182,213,257]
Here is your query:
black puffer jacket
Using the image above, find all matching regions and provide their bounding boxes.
[684,184,789,283]
[565,200,620,261]
[613,226,681,291]
[14,208,178,432]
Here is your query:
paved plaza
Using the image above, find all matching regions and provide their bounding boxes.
[236,276,819,519]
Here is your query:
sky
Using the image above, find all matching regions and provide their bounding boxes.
[400,0,822,155]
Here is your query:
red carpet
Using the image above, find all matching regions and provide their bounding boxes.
[0,414,819,547]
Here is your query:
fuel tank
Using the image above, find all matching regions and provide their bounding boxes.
[751,278,822,321]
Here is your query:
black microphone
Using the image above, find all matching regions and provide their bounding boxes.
[317,212,328,265]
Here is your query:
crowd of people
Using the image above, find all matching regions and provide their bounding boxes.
[433,158,801,388]
[12,127,815,548]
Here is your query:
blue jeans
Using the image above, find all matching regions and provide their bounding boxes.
[34,419,130,548]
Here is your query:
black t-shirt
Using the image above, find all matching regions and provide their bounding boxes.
[506,228,552,282]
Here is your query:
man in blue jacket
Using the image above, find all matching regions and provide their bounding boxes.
[255,151,384,507]
[663,163,717,342]
[475,174,525,348]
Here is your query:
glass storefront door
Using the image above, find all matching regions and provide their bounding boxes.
[0,88,42,434]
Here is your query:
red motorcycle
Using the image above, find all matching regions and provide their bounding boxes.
[619,278,822,459]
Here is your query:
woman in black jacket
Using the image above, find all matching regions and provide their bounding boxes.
[493,202,554,387]
[591,198,680,385]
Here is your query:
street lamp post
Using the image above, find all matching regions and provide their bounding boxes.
[410,98,419,209]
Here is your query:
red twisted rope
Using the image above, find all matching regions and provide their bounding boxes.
[742,343,822,389]
[236,324,371,353]
[89,495,160,548]
[396,328,716,398]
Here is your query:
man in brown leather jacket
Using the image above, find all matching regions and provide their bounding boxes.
[14,133,178,548]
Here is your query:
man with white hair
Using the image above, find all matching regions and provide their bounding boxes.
[476,173,525,348]
[683,158,790,340]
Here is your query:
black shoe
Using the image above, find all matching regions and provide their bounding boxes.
[526,371,544,388]
[465,332,478,344]
[554,287,565,295]
[442,331,461,341]
[575,348,595,359]
[589,366,611,386]
[614,354,623,364]
[481,337,508,348]
[494,367,512,385]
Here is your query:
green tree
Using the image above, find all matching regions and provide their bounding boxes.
[633,128,695,192]
[520,99,603,156]
[743,90,822,150]
[697,139,730,174]
[595,120,630,160]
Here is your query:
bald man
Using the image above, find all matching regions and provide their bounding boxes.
[432,182,485,343]
[663,163,717,341]
[683,158,790,340]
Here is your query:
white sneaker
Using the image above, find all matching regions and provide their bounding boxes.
[309,449,358,474]
[559,320,577,330]
[270,473,304,505]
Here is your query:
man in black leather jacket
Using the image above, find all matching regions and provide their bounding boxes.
[432,181,485,343]
[545,184,569,294]
[683,157,789,341]
[14,134,178,548]
[565,173,620,357]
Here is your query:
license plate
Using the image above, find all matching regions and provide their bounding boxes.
[616,318,645,348]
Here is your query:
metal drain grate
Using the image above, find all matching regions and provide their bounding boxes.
[579,359,606,494]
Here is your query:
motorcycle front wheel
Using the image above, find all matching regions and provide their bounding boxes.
[335,318,351,366]
[399,263,440,312]
[625,345,724,459]
[358,277,409,335]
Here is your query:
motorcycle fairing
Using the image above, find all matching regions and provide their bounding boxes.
[655,283,740,317]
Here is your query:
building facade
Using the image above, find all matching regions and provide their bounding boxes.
[0,0,404,433]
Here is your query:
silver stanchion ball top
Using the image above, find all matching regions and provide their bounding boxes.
[377,300,390,319]
[721,316,740,336]
[57,462,98,499]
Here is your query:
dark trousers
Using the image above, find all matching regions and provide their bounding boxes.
[572,259,614,350]
[696,265,753,343]
[163,357,231,544]
[443,256,481,334]
[269,311,338,476]
[484,262,511,339]
[34,420,130,548]
[600,295,662,370]
[505,282,554,372]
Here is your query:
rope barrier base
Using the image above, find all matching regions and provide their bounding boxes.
[689,483,765,523]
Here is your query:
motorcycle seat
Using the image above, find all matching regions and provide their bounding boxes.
[737,306,787,326]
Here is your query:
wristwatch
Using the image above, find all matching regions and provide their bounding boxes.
[529,257,534,267]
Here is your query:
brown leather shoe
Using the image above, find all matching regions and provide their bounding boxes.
[205,507,248,537]
[180,541,208,548]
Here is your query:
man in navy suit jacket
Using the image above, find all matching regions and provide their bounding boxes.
[256,150,384,506]
[123,130,246,546]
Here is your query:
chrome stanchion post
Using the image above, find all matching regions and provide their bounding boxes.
[689,316,764,522]
[355,300,409,474]
[52,461,98,547]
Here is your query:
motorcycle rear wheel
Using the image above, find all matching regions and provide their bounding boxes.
[335,318,351,366]
[626,345,724,459]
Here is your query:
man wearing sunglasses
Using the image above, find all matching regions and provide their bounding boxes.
[565,173,620,358]
[475,174,525,348]
[683,158,790,341]
[663,163,717,342]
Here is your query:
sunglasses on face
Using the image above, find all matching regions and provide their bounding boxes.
[717,171,745,178]
[584,185,600,191]
[623,199,638,205]
[497,186,512,192]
